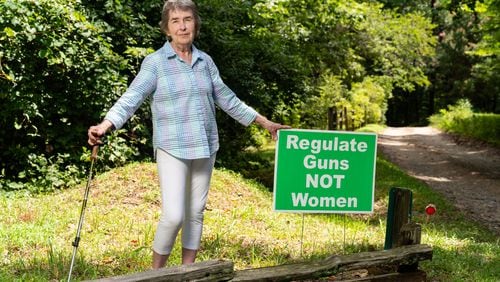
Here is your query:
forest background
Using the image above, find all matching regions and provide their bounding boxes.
[1,0,499,192]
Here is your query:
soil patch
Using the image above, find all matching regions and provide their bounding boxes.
[377,126,500,235]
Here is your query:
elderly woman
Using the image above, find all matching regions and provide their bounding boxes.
[88,0,288,269]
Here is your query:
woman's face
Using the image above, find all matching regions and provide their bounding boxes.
[167,8,196,47]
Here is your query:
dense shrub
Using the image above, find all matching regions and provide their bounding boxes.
[429,99,474,130]
[451,114,500,146]
[429,99,500,146]
[0,0,131,191]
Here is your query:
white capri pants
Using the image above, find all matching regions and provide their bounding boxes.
[152,149,216,255]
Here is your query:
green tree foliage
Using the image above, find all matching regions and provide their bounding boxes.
[350,76,389,124]
[255,0,355,79]
[467,0,500,112]
[2,0,494,191]
[0,0,311,191]
[385,0,499,122]
[259,0,435,128]
[374,0,431,15]
[431,1,482,111]
[355,4,436,92]
[369,0,499,124]
[0,0,131,191]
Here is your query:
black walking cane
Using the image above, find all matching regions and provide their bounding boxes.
[67,145,99,282]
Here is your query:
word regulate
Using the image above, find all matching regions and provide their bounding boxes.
[286,134,368,154]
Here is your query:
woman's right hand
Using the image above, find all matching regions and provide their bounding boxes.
[88,120,113,146]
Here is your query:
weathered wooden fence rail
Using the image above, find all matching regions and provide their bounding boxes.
[89,244,432,282]
[233,244,432,281]
[89,260,234,282]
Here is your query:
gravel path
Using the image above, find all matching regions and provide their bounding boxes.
[377,126,500,235]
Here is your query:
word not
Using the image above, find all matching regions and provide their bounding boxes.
[286,134,368,154]
[306,174,345,189]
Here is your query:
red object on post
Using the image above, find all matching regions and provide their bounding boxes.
[425,204,436,216]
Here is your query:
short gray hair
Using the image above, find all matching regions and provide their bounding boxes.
[159,0,201,39]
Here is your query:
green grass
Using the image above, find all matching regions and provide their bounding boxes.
[1,150,499,281]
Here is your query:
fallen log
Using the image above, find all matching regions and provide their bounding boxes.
[232,244,432,281]
[87,244,432,282]
[88,259,234,282]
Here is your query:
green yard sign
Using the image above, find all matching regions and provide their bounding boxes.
[274,129,377,213]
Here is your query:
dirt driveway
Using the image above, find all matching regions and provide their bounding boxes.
[377,126,500,235]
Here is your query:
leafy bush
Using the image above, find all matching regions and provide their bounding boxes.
[450,113,500,146]
[429,99,474,130]
[80,129,147,172]
[429,99,500,146]
[2,153,81,193]
[0,0,132,191]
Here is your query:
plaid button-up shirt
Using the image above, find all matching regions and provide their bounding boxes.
[105,42,257,159]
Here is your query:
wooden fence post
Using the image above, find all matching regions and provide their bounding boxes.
[384,187,422,274]
[363,107,367,127]
[328,107,337,130]
[351,110,355,131]
[384,187,413,249]
[343,107,348,130]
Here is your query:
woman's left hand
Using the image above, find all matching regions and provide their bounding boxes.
[255,114,291,140]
